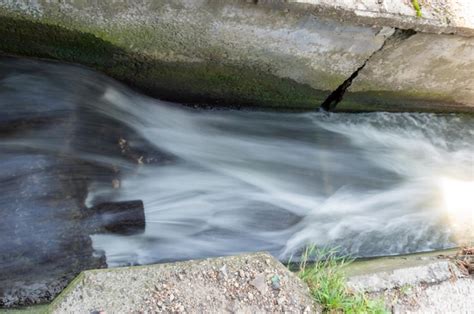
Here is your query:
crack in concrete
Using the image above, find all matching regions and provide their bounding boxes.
[320,29,416,112]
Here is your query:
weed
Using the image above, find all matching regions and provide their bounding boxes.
[296,246,388,313]
[412,0,422,18]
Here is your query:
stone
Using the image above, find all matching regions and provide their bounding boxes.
[219,265,228,280]
[250,273,268,295]
[247,292,254,301]
[271,275,281,290]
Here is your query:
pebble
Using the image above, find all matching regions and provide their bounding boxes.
[248,292,254,301]
[219,265,228,280]
[271,275,281,290]
[250,273,268,295]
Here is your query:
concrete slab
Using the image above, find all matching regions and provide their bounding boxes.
[339,32,474,112]
[345,249,474,313]
[49,252,318,313]
[392,277,474,313]
[346,249,461,292]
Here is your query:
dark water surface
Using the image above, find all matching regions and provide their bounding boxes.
[1,57,473,306]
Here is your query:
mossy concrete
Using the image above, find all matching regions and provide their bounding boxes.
[0,305,49,314]
[0,0,392,110]
[336,91,474,113]
[344,248,458,277]
[0,15,321,109]
[2,1,474,112]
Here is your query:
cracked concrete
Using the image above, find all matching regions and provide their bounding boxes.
[320,27,412,111]
[0,0,393,109]
[2,0,474,112]
[338,31,474,112]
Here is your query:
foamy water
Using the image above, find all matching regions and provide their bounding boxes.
[90,84,473,266]
[1,58,473,270]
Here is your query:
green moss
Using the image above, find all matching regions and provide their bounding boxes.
[343,248,459,277]
[48,272,85,312]
[113,60,325,108]
[0,305,50,314]
[412,0,422,18]
[337,90,474,113]
[0,15,325,109]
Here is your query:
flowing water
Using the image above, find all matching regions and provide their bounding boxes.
[0,57,473,305]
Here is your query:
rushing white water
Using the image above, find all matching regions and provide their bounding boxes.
[87,87,474,266]
[1,58,473,271]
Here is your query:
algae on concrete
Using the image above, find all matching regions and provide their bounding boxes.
[0,305,49,314]
[2,1,474,112]
[0,15,324,109]
[0,1,391,110]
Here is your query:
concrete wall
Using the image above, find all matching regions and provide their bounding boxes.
[0,0,473,112]
[339,32,474,112]
[295,0,474,36]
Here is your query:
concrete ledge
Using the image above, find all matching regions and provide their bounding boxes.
[49,252,318,313]
[294,0,474,37]
[344,249,474,312]
[345,249,463,292]
[348,260,462,293]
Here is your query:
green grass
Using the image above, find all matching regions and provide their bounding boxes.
[411,0,422,18]
[295,246,388,313]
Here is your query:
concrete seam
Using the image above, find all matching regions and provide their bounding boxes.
[319,28,416,112]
